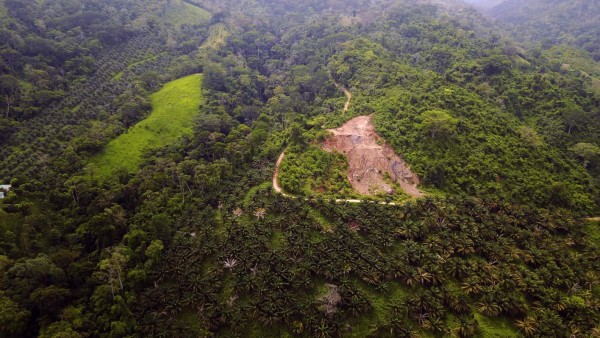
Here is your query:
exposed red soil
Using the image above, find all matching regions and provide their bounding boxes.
[322,115,424,198]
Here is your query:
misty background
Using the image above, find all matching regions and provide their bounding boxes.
[462,0,503,9]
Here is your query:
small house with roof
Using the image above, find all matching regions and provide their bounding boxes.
[0,185,11,199]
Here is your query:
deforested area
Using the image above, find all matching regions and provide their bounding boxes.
[1,0,599,337]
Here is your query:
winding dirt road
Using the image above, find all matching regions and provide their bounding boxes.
[272,78,422,203]
[331,78,352,113]
[272,151,289,197]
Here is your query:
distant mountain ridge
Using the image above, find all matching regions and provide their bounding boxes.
[462,0,504,9]
[491,0,600,60]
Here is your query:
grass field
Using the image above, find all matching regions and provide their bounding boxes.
[474,313,519,337]
[91,74,203,180]
[585,218,600,247]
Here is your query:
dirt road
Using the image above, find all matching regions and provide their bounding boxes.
[272,151,288,196]
[272,77,352,198]
[330,76,352,113]
[272,77,423,202]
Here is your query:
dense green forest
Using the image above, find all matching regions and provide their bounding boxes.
[491,0,600,61]
[1,0,600,337]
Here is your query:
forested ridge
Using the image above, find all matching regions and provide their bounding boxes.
[1,0,600,337]
[490,0,600,61]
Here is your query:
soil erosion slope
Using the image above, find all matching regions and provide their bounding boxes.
[323,116,424,198]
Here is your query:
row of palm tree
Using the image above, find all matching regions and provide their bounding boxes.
[131,189,600,336]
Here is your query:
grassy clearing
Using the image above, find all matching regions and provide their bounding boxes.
[585,218,600,247]
[270,230,285,250]
[474,313,519,337]
[91,74,203,180]
[247,322,292,338]
[164,0,211,28]
[307,208,334,233]
[544,45,600,76]
[112,71,124,81]
[348,280,408,337]
[199,23,230,52]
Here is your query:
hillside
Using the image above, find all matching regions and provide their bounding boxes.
[91,74,203,180]
[491,0,600,60]
[0,0,600,337]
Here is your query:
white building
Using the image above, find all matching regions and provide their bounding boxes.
[0,185,11,199]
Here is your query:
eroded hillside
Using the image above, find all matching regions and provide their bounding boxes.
[323,116,423,198]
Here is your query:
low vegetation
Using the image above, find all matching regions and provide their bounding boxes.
[279,145,357,198]
[91,74,203,179]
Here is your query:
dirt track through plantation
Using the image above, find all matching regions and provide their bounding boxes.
[331,77,352,113]
[272,151,288,196]
[273,78,423,200]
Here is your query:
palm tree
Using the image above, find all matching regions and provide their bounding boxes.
[567,282,582,296]
[223,258,238,269]
[185,274,205,294]
[254,207,267,220]
[417,267,433,285]
[165,299,183,315]
[477,301,501,317]
[455,239,475,256]
[404,268,419,287]
[454,315,479,337]
[583,271,599,291]
[414,312,430,329]
[515,316,537,337]
[427,315,449,335]
[232,207,244,218]
[461,277,483,295]
[445,257,468,278]
[450,295,471,314]
[548,290,566,312]
[428,265,446,285]
[181,292,197,308]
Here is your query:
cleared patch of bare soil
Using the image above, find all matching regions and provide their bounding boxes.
[323,115,424,198]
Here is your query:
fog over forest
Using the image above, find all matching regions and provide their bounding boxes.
[461,0,503,8]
